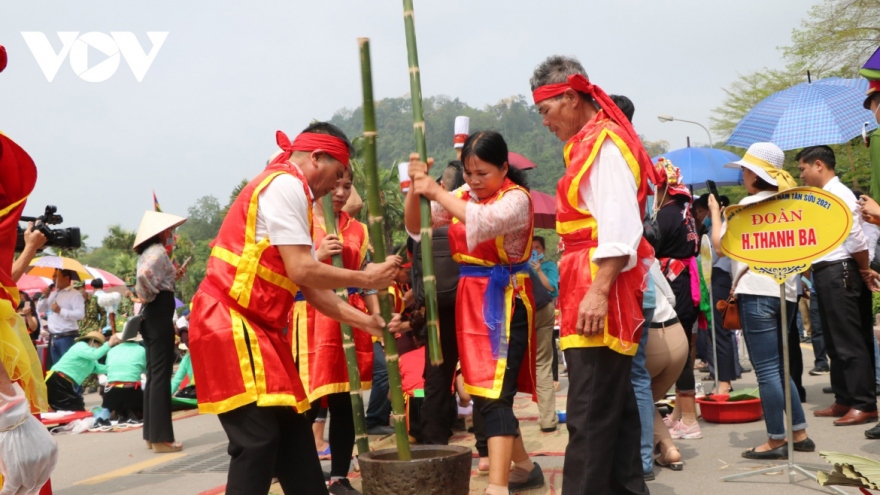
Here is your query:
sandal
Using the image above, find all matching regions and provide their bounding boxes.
[654,444,683,471]
[153,441,183,453]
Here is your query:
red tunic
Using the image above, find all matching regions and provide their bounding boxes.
[292,212,373,402]
[447,178,537,400]
[556,110,654,356]
[188,161,312,414]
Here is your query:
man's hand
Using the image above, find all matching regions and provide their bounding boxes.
[576,287,609,337]
[108,334,122,347]
[859,195,880,226]
[860,269,880,292]
[51,302,60,313]
[363,313,387,338]
[362,256,402,290]
[315,234,343,262]
[23,222,47,251]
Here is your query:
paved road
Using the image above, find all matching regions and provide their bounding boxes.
[49,345,879,495]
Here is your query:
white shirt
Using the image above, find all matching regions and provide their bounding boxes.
[255,171,314,247]
[721,191,797,302]
[814,176,869,263]
[37,287,85,334]
[864,222,880,260]
[580,140,643,272]
[649,260,677,322]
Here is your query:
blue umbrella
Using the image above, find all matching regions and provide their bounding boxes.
[726,77,878,151]
[652,147,743,188]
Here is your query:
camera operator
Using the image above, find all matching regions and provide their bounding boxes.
[36,269,85,366]
[11,221,47,281]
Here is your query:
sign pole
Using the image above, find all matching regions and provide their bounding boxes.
[700,235,719,394]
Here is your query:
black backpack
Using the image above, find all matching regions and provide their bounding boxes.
[412,226,459,309]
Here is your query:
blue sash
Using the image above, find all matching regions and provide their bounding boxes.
[458,262,529,359]
[294,287,359,302]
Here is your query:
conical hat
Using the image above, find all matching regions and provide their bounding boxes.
[133,210,187,249]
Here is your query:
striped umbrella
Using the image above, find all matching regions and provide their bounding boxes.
[726,77,879,151]
[84,266,126,288]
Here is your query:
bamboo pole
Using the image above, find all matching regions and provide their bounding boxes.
[358,37,412,460]
[321,195,370,455]
[402,0,442,366]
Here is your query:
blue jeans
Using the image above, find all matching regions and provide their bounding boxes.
[738,295,807,439]
[874,336,880,385]
[49,335,76,367]
[809,293,829,368]
[631,309,654,475]
[365,341,391,428]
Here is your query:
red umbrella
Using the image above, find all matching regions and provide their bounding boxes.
[531,190,556,229]
[17,274,52,294]
[84,266,126,288]
[509,152,537,170]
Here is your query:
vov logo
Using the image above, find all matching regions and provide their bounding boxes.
[21,32,168,83]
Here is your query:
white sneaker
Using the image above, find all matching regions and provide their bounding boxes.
[670,420,702,440]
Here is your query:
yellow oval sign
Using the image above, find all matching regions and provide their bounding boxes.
[721,186,852,284]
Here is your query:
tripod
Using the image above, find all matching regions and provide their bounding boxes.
[721,284,845,494]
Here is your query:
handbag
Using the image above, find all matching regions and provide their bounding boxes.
[715,267,745,331]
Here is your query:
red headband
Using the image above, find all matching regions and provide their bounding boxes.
[532,74,659,185]
[271,130,351,168]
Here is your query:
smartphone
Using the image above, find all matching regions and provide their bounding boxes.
[179,256,193,271]
[705,180,720,202]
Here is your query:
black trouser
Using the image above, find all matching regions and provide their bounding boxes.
[306,392,355,478]
[471,300,530,439]
[671,267,698,392]
[814,260,877,412]
[709,268,737,382]
[46,373,84,411]
[563,347,647,495]
[219,402,327,495]
[419,302,460,445]
[789,296,806,401]
[142,290,176,443]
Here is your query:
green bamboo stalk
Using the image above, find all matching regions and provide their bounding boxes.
[402,0,442,366]
[321,195,370,455]
[358,37,412,461]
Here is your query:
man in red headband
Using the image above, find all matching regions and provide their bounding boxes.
[531,55,654,494]
[188,122,400,495]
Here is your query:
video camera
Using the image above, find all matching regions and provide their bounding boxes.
[16,205,81,252]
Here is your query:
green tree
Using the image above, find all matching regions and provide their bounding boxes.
[102,224,136,250]
[783,0,880,77]
[179,195,223,243]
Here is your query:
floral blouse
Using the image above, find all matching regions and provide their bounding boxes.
[431,184,532,260]
[136,243,175,303]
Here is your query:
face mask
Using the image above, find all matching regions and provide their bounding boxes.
[703,217,711,228]
[165,232,175,247]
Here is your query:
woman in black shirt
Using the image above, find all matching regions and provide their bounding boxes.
[653,159,701,441]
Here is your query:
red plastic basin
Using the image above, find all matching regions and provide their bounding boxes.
[696,396,763,424]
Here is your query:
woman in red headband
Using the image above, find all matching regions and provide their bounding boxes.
[403,131,542,495]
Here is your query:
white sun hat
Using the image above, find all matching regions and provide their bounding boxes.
[133,211,187,249]
[724,142,785,186]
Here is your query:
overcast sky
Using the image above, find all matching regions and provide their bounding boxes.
[1,0,818,242]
